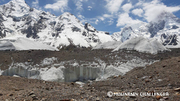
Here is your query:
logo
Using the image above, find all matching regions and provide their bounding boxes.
[107,91,113,97]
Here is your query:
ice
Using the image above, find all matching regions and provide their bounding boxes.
[13,75,20,77]
[93,41,122,49]
[75,81,85,87]
[40,57,57,66]
[0,69,3,75]
[39,66,65,82]
[113,37,168,54]
[64,66,100,82]
[1,57,156,82]
[0,40,15,50]
[2,64,40,78]
[96,58,154,80]
[0,37,57,51]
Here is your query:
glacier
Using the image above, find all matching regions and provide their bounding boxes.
[0,69,2,76]
[0,37,57,51]
[0,57,155,82]
[113,37,168,54]
[0,40,16,50]
[93,41,122,49]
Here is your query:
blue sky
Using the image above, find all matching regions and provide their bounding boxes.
[1,0,180,34]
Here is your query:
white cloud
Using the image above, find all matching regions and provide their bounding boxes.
[105,0,124,13]
[32,0,40,9]
[77,14,85,20]
[44,0,69,12]
[88,6,92,11]
[89,14,113,25]
[97,14,113,22]
[95,19,99,25]
[142,0,180,22]
[74,0,88,11]
[122,3,133,13]
[99,17,105,21]
[75,0,83,11]
[89,13,115,25]
[132,8,144,17]
[108,18,114,25]
[135,0,145,7]
[103,14,113,18]
[116,13,142,26]
[77,14,88,23]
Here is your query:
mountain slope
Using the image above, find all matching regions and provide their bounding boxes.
[0,0,114,49]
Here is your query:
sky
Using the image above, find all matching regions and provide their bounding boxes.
[1,0,180,34]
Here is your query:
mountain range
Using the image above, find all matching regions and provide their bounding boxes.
[112,11,180,48]
[0,0,180,52]
[0,0,114,49]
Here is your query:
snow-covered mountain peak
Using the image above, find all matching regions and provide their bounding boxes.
[61,12,74,17]
[58,12,82,27]
[150,12,180,29]
[0,1,114,49]
[112,11,180,48]
[0,0,29,17]
[155,12,177,22]
[8,0,29,10]
[11,0,26,3]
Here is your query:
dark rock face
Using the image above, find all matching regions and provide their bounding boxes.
[29,8,34,12]
[55,24,64,32]
[172,25,179,29]
[84,23,96,32]
[0,22,6,38]
[41,12,47,15]
[162,34,178,46]
[21,15,48,39]
[22,25,39,39]
[13,16,21,22]
[148,20,165,37]
[161,33,167,39]
[0,14,4,22]
[120,26,134,42]
[93,39,98,42]
[72,27,81,32]
[49,21,56,26]
[0,31,6,38]
[82,31,87,36]
[105,32,110,35]
[122,26,133,33]
[52,33,59,38]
